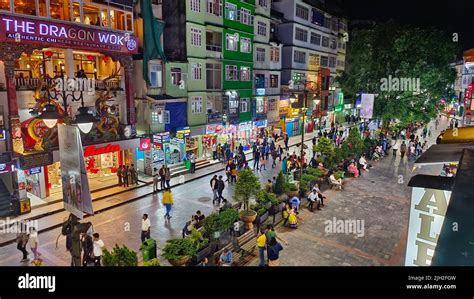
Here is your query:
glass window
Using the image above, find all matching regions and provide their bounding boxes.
[322,36,329,47]
[110,9,126,30]
[126,13,133,31]
[330,38,337,49]
[240,8,252,25]
[38,0,47,16]
[0,0,10,11]
[309,53,320,67]
[191,28,202,47]
[225,3,237,20]
[310,33,321,45]
[149,63,162,88]
[329,56,336,68]
[15,0,36,16]
[225,65,238,81]
[240,99,248,113]
[255,74,265,89]
[207,0,222,16]
[270,47,280,62]
[258,0,267,8]
[295,4,309,20]
[50,0,70,20]
[171,67,182,85]
[191,63,202,80]
[293,50,306,64]
[206,31,222,52]
[191,97,203,114]
[190,0,201,12]
[83,4,101,26]
[256,48,265,62]
[270,74,278,88]
[240,67,250,81]
[240,37,251,53]
[256,97,264,113]
[226,34,238,51]
[320,56,328,67]
[257,22,267,36]
[295,27,308,42]
[206,63,221,89]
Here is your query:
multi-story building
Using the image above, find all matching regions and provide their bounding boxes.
[0,0,140,214]
[253,0,282,133]
[272,0,345,132]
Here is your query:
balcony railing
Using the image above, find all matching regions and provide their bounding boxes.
[13,78,122,91]
[206,44,222,52]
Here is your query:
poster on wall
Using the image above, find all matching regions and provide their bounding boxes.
[58,124,94,219]
[405,187,452,266]
[360,93,375,119]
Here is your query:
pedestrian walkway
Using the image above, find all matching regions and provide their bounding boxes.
[0,131,316,247]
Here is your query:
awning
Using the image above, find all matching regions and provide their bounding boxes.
[190,125,206,137]
[414,142,474,166]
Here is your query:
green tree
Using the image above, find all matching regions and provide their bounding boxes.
[342,128,365,157]
[315,137,336,169]
[233,168,261,213]
[273,171,286,195]
[338,22,458,125]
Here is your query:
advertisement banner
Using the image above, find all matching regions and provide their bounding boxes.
[360,93,375,119]
[58,124,93,219]
[405,188,452,266]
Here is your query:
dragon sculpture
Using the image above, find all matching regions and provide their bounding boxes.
[95,68,121,138]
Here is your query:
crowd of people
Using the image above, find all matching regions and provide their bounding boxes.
[116,164,139,187]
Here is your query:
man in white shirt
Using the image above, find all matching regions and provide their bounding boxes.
[190,153,196,173]
[92,233,104,267]
[329,173,343,190]
[359,155,369,171]
[141,214,151,243]
[307,189,320,212]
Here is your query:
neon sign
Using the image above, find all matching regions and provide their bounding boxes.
[84,144,120,157]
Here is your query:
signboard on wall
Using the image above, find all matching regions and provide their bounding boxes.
[405,188,452,266]
[58,124,93,219]
[19,152,53,169]
[360,93,375,119]
[0,14,138,54]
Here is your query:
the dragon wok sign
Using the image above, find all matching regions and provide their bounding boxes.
[0,14,137,54]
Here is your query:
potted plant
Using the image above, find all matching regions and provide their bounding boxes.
[162,238,196,266]
[202,213,220,240]
[189,228,211,263]
[217,208,240,232]
[273,171,287,195]
[143,258,161,266]
[234,168,261,229]
[256,207,269,225]
[286,183,298,197]
[102,245,138,266]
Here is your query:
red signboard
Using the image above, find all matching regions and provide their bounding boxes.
[139,138,151,151]
[0,14,138,54]
[84,144,121,157]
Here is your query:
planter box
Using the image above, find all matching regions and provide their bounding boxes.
[192,245,213,263]
[256,211,269,225]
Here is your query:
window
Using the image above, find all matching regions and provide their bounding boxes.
[240,8,252,25]
[190,0,200,12]
[256,97,264,113]
[329,56,336,68]
[240,99,248,113]
[270,74,278,88]
[257,22,267,36]
[256,48,265,62]
[270,47,280,62]
[191,28,202,46]
[171,68,182,85]
[330,38,337,49]
[310,32,321,45]
[309,54,320,67]
[226,34,238,51]
[258,0,268,8]
[320,56,328,67]
[225,65,238,81]
[191,63,202,80]
[322,36,329,47]
[207,0,222,16]
[293,50,306,64]
[225,3,237,20]
[191,97,203,114]
[269,99,277,111]
[295,4,309,20]
[206,31,222,52]
[295,27,308,42]
[240,37,251,53]
[151,111,159,124]
[206,63,221,89]
[240,67,250,81]
[149,63,162,88]
[163,110,171,124]
[255,74,265,89]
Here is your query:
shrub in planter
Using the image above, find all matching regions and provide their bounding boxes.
[234,168,261,212]
[102,244,138,266]
[143,258,161,266]
[257,207,267,216]
[190,228,209,252]
[305,168,324,177]
[162,238,197,263]
[218,209,240,231]
[273,171,287,195]
[202,213,220,239]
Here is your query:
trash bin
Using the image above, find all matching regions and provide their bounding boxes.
[141,239,157,262]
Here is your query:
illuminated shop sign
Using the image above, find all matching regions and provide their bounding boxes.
[28,167,42,175]
[0,129,5,140]
[176,127,191,139]
[153,132,170,144]
[253,120,268,128]
[0,15,138,54]
[84,144,121,157]
[0,162,13,174]
[256,88,265,96]
[238,122,252,132]
[139,138,151,151]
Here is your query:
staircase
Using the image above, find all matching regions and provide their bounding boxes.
[0,179,12,217]
[169,159,212,177]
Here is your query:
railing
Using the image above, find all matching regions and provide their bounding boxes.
[206,44,222,52]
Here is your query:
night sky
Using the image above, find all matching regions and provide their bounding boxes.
[339,0,474,55]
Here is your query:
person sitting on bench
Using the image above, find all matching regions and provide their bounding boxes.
[329,171,343,190]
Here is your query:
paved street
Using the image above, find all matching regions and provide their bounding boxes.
[246,117,449,266]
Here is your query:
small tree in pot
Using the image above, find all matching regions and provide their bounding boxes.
[233,168,261,230]
[162,238,197,266]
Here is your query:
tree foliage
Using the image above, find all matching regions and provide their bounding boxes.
[338,22,458,124]
[233,168,261,211]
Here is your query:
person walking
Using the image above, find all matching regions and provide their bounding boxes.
[129,164,138,186]
[210,175,219,204]
[162,188,174,220]
[29,227,41,260]
[159,165,166,190]
[253,150,260,170]
[16,229,29,262]
[267,237,284,267]
[400,141,407,159]
[92,233,104,267]
[189,152,196,173]
[217,175,226,204]
[212,142,217,160]
[153,167,159,193]
[278,145,283,161]
[284,133,289,151]
[257,228,267,267]
[117,165,123,186]
[121,165,129,187]
[271,148,278,168]
[141,214,151,243]
[80,232,93,266]
[259,156,267,171]
[164,166,171,189]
